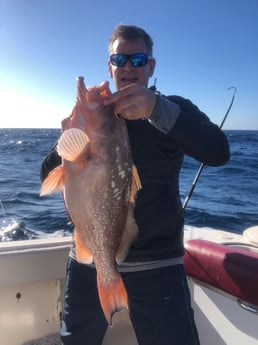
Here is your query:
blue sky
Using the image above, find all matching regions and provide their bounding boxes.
[0,0,257,129]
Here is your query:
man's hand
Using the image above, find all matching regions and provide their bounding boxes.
[103,84,157,120]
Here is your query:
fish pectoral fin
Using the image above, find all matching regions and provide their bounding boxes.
[129,164,142,203]
[57,128,90,161]
[97,273,129,325]
[40,166,64,196]
[74,229,93,264]
[116,203,138,265]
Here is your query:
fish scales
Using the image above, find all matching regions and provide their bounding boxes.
[40,77,141,324]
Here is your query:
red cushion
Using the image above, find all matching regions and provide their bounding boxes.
[184,239,258,306]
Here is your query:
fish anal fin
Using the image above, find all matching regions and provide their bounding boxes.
[97,273,129,325]
[129,164,142,203]
[40,166,64,196]
[116,203,138,265]
[74,229,93,264]
[57,128,90,161]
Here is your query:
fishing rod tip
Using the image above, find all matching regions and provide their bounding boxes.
[227,86,237,95]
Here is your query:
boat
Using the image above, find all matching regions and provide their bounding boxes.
[1,225,258,345]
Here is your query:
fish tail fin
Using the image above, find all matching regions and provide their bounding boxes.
[97,273,129,325]
[40,166,64,196]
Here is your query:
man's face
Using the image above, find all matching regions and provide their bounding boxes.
[108,38,156,91]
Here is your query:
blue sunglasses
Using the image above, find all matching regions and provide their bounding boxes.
[110,53,152,67]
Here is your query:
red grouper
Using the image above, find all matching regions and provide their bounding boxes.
[40,77,141,325]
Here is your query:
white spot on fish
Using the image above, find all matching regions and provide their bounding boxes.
[113,187,122,200]
[118,170,126,178]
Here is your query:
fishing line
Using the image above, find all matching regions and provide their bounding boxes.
[182,86,237,211]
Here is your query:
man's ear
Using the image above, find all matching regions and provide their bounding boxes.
[149,58,156,77]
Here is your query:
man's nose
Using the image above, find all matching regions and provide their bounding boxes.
[123,59,133,70]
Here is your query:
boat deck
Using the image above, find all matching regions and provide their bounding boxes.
[1,226,258,345]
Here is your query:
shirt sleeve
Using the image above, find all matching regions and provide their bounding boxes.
[149,93,230,167]
[40,142,61,182]
[168,96,230,166]
[148,94,181,133]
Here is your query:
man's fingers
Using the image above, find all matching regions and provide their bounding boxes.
[115,104,136,119]
[103,85,134,105]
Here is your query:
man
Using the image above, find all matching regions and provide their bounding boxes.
[41,24,230,345]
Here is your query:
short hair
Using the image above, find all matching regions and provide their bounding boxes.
[108,24,154,56]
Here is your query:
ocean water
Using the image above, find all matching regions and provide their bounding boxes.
[0,128,257,242]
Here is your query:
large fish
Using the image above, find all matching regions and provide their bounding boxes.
[40,77,141,324]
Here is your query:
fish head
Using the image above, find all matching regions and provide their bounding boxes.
[62,77,115,138]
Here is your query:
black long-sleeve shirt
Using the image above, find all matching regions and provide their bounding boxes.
[40,93,230,262]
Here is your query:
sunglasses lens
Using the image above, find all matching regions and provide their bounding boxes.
[110,54,150,67]
[131,54,148,67]
[110,54,127,67]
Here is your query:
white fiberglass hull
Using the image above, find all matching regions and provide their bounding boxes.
[0,226,257,345]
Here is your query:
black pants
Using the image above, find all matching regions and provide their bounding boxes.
[61,257,200,345]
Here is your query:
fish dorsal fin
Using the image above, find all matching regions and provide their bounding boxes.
[57,128,90,161]
[129,164,142,203]
[40,166,64,196]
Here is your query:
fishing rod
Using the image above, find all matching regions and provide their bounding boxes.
[182,86,237,211]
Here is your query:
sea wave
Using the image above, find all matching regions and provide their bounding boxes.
[0,129,257,242]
